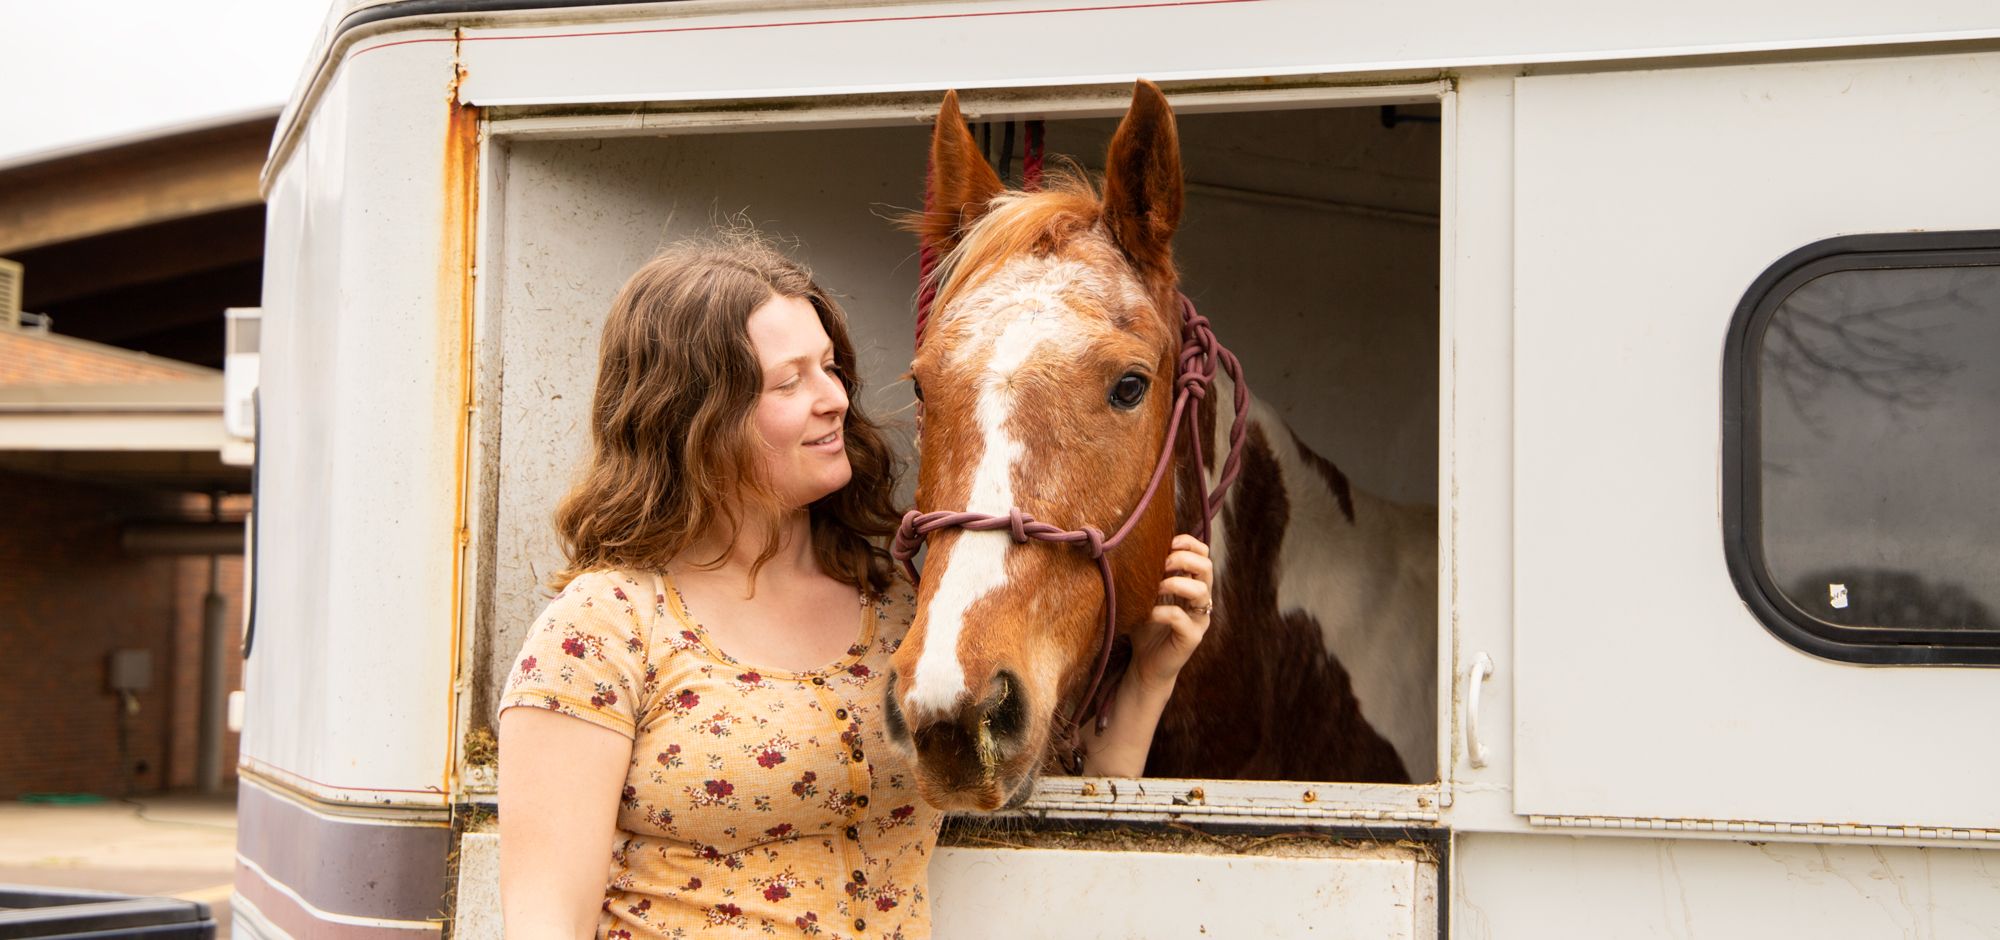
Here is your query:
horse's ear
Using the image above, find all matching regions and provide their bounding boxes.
[920,91,1005,258]
[1101,80,1183,283]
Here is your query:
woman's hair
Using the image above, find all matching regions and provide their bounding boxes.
[551,234,901,595]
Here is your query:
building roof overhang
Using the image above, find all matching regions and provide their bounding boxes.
[0,329,228,452]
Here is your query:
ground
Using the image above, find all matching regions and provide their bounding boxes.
[0,791,235,938]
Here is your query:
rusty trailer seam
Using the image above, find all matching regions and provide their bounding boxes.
[1023,799,1441,823]
[441,34,483,801]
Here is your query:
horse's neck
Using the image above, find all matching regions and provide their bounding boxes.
[1188,368,1430,579]
[1179,367,1440,783]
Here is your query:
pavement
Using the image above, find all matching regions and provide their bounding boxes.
[0,792,236,938]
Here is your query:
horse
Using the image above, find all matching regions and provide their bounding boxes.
[881,81,1438,812]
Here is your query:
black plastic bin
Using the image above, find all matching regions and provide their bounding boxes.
[0,885,215,940]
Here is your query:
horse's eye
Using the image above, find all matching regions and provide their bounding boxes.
[912,378,924,402]
[1109,373,1149,409]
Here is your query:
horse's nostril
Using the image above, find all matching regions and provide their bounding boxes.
[981,671,1029,743]
[968,671,1032,778]
[883,672,912,744]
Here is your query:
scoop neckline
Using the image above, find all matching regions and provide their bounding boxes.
[655,569,877,680]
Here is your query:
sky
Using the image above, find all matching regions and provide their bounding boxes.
[0,0,334,165]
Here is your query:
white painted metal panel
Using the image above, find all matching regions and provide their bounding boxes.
[932,845,1435,939]
[445,834,1434,940]
[243,37,466,803]
[1456,832,2000,939]
[448,0,2000,109]
[1512,53,2000,828]
[1439,69,1522,834]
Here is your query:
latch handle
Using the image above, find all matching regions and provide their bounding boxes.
[1466,651,1495,769]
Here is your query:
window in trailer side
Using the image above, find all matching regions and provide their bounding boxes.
[1726,232,2000,665]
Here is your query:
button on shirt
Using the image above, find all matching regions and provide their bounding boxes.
[499,570,942,939]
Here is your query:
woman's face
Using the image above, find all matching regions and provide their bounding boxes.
[747,294,853,511]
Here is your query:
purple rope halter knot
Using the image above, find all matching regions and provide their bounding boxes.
[892,292,1250,755]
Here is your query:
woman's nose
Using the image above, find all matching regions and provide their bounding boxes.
[815,369,849,414]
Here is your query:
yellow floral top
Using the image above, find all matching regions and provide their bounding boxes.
[498,569,943,940]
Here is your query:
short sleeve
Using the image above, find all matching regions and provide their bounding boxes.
[497,570,654,739]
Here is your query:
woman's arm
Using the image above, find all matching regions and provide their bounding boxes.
[1082,534,1214,777]
[499,707,632,940]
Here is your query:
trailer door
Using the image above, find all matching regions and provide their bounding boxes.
[1511,51,2000,833]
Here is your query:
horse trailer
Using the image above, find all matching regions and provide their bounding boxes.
[237,2,2000,938]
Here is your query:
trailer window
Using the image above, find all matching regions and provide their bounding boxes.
[1725,231,2000,665]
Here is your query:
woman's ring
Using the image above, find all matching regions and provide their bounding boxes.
[1194,602,1213,616]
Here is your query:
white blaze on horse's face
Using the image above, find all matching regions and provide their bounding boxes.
[892,81,1188,808]
[903,266,1092,722]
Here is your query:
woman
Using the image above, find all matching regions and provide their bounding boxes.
[497,237,1214,940]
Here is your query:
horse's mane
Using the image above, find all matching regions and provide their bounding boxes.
[921,171,1105,327]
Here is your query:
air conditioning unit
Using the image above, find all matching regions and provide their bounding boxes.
[222,307,260,465]
[0,258,21,331]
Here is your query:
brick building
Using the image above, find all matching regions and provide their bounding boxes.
[0,112,271,799]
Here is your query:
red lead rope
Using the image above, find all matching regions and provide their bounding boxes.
[893,294,1249,757]
[1022,119,1045,192]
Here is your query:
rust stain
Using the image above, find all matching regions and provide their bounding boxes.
[441,33,481,800]
[939,821,1410,859]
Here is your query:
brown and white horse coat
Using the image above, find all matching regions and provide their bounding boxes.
[1155,370,1437,784]
[883,83,1436,812]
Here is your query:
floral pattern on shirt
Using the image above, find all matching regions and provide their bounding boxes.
[499,570,941,940]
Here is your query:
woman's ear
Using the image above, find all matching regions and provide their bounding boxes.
[1101,80,1184,284]
[917,90,1005,260]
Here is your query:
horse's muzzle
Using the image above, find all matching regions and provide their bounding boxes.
[884,670,1039,811]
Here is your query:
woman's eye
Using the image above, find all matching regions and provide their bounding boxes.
[1109,373,1149,409]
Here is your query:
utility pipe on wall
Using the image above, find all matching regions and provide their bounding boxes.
[122,523,245,555]
[197,494,229,793]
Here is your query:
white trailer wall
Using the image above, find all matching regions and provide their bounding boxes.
[1456,832,2000,938]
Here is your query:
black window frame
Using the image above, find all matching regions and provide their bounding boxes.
[1723,229,2000,666]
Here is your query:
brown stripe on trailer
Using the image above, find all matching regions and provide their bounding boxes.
[234,865,441,940]
[234,776,451,928]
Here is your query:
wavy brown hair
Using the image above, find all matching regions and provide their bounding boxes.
[551,236,901,595]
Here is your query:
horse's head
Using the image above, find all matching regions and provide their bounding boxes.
[885,82,1187,811]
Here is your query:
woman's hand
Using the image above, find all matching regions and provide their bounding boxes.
[1081,534,1215,777]
[1130,534,1215,692]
